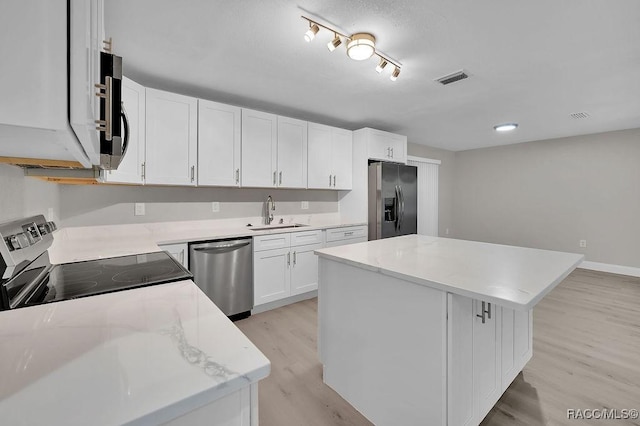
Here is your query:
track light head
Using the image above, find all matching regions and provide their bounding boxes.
[375,58,388,73]
[390,67,400,81]
[327,34,342,52]
[304,23,319,42]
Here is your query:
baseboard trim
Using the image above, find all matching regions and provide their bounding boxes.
[251,290,317,314]
[579,261,640,278]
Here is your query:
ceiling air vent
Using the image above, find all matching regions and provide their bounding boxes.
[570,112,590,119]
[436,70,469,85]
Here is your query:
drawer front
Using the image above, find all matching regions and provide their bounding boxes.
[324,236,367,248]
[290,229,323,247]
[325,225,367,243]
[253,233,291,251]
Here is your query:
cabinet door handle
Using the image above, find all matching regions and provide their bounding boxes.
[287,252,291,267]
[390,147,394,158]
[190,165,195,182]
[141,162,146,180]
[329,174,332,187]
[477,301,487,324]
[293,251,296,266]
[387,147,390,158]
[476,301,492,323]
[235,168,239,184]
[344,231,353,236]
[279,171,282,185]
[273,171,277,186]
[333,175,336,187]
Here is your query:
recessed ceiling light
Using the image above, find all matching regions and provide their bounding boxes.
[494,123,518,132]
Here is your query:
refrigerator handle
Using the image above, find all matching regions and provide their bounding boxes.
[399,185,405,231]
[394,185,400,231]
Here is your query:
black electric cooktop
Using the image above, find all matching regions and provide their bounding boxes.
[5,251,192,309]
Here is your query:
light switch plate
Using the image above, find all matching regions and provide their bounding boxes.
[134,203,145,216]
[212,202,220,212]
[301,201,309,210]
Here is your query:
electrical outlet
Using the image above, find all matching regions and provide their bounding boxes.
[579,239,587,248]
[134,203,145,216]
[211,202,220,213]
[301,201,309,210]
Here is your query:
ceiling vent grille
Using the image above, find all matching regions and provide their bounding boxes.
[570,112,590,119]
[436,70,469,85]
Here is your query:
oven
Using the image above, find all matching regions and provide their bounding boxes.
[0,215,192,311]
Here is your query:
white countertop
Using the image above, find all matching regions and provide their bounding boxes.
[0,280,270,426]
[49,215,366,264]
[315,235,584,310]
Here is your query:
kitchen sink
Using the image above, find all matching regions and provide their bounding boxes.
[249,224,309,231]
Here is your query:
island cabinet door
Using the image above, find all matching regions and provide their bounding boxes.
[501,307,533,389]
[447,294,502,426]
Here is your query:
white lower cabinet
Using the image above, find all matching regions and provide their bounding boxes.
[501,306,533,389]
[253,230,323,306]
[159,243,189,269]
[164,383,256,426]
[324,225,368,248]
[448,293,532,426]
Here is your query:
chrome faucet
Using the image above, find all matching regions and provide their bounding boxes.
[265,195,275,225]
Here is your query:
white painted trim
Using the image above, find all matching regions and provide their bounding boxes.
[579,260,640,278]
[407,155,441,165]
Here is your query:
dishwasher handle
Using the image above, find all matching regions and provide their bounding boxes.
[192,240,251,252]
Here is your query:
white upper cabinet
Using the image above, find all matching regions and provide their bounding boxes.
[241,109,278,188]
[102,77,145,184]
[361,127,407,164]
[198,100,241,187]
[145,88,197,186]
[331,127,353,190]
[277,116,307,188]
[307,123,353,190]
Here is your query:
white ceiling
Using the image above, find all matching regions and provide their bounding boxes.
[105,0,640,151]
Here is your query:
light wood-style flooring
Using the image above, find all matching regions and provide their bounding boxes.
[236,269,640,426]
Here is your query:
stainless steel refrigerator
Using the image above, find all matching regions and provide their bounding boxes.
[368,162,418,240]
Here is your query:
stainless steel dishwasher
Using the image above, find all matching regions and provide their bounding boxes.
[189,238,253,319]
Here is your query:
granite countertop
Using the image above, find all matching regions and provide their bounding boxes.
[0,280,270,425]
[315,234,584,310]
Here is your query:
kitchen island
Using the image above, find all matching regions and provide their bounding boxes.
[315,235,583,426]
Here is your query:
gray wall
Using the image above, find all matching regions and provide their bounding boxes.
[0,164,60,222]
[452,128,640,268]
[58,184,338,227]
[407,143,455,238]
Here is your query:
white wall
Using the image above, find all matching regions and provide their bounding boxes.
[0,164,60,222]
[452,128,640,268]
[58,184,338,227]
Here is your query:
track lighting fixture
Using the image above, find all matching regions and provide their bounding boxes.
[390,67,400,81]
[327,34,342,52]
[375,58,388,73]
[304,23,319,42]
[301,15,402,81]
